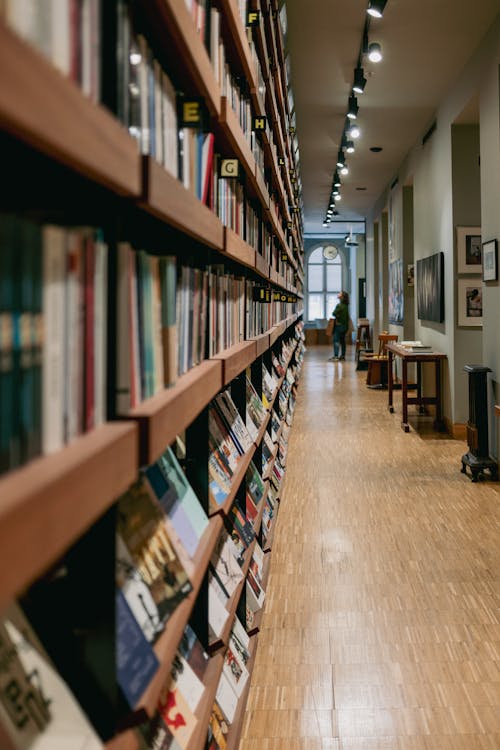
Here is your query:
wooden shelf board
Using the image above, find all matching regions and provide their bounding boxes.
[154,0,221,116]
[105,730,139,750]
[252,331,271,356]
[253,11,271,82]
[270,320,287,346]
[128,360,223,465]
[219,0,258,89]
[223,227,256,270]
[214,445,257,518]
[269,268,278,284]
[225,633,259,750]
[213,340,257,385]
[0,423,138,611]
[141,157,224,250]
[220,98,257,185]
[263,442,279,481]
[254,412,271,447]
[255,253,270,279]
[209,537,257,653]
[0,23,141,197]
[137,516,223,717]
[254,165,270,209]
[495,405,500,417]
[187,653,225,750]
[250,86,266,118]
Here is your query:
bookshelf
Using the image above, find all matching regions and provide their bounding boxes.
[0,0,304,747]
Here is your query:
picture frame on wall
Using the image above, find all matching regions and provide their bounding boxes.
[456,226,482,274]
[457,278,482,327]
[482,239,498,282]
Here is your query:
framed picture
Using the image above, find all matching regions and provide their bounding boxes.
[457,278,482,327]
[388,259,404,324]
[416,252,444,322]
[482,239,498,282]
[456,226,482,274]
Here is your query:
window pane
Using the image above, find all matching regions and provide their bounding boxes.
[308,294,324,320]
[326,264,341,291]
[309,247,323,263]
[326,293,338,316]
[308,265,323,292]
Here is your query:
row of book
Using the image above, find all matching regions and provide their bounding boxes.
[0,217,107,475]
[0,324,305,747]
[116,245,299,411]
[2,0,101,103]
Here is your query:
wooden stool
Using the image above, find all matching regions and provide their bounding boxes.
[365,333,398,388]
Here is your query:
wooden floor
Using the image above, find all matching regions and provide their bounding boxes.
[241,345,500,750]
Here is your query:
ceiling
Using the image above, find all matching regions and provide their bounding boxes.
[284,0,500,238]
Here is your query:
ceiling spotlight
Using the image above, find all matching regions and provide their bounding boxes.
[345,140,355,153]
[368,42,383,62]
[337,152,345,168]
[333,189,340,197]
[332,210,339,216]
[322,221,328,227]
[335,194,342,201]
[333,173,341,187]
[348,123,360,139]
[340,166,349,176]
[347,95,359,119]
[353,67,367,94]
[367,0,387,18]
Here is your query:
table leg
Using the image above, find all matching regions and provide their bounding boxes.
[417,362,425,413]
[401,359,409,432]
[434,359,444,430]
[388,350,394,413]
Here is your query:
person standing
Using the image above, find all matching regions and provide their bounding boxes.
[330,291,349,360]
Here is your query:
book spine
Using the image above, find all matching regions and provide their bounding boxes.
[83,232,95,432]
[0,216,17,473]
[42,225,66,455]
[93,233,108,427]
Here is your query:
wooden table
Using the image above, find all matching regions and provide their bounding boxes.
[386,343,447,433]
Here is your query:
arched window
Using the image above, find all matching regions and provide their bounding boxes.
[306,246,343,321]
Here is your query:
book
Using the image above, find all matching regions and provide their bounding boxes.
[0,602,103,750]
[208,577,230,641]
[222,638,249,698]
[215,671,238,724]
[116,588,160,709]
[211,533,244,596]
[156,677,198,750]
[145,446,209,558]
[117,481,192,636]
[208,701,228,750]
[177,624,210,683]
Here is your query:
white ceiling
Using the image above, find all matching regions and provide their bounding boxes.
[285,0,500,237]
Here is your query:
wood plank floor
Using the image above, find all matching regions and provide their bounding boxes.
[241,345,500,750]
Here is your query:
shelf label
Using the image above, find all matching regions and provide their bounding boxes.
[278,157,285,167]
[253,287,271,303]
[253,115,267,131]
[281,251,288,263]
[247,10,260,26]
[179,99,206,128]
[221,159,240,178]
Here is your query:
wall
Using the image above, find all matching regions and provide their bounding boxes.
[451,124,483,425]
[366,13,500,442]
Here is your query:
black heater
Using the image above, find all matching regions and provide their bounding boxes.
[461,365,498,482]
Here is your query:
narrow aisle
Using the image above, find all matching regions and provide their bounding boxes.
[241,346,500,750]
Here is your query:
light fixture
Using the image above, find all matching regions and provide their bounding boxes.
[347,95,358,120]
[333,189,340,197]
[337,152,345,168]
[367,0,387,18]
[333,172,341,187]
[345,140,355,153]
[340,166,349,176]
[353,66,367,94]
[322,221,328,227]
[368,42,383,62]
[336,194,342,201]
[348,123,360,139]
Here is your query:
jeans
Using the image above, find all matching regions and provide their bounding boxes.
[333,324,347,358]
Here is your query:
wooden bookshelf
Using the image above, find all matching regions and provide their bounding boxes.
[254,412,272,448]
[214,446,257,518]
[141,156,224,250]
[137,516,223,717]
[0,23,141,197]
[0,423,138,612]
[270,319,287,346]
[213,340,258,385]
[219,97,257,180]
[128,360,223,466]
[225,634,259,750]
[219,0,258,91]
[224,227,256,270]
[263,442,279,481]
[187,653,225,750]
[255,252,270,279]
[253,331,271,357]
[151,0,221,116]
[209,537,257,653]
